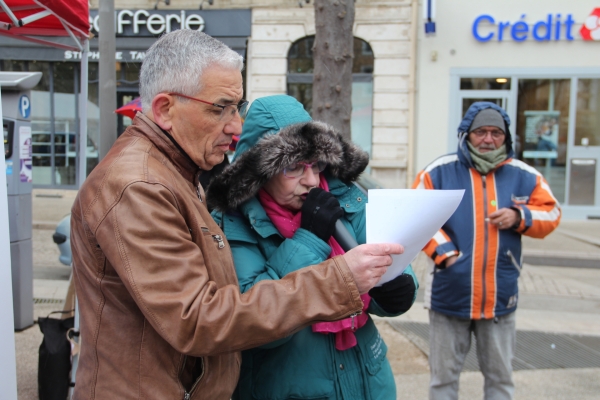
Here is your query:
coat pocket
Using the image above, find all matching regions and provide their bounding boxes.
[356,321,388,376]
[250,329,335,399]
[506,249,522,273]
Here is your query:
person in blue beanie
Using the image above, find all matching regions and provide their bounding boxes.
[413,102,561,400]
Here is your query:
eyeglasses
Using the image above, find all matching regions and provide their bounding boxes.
[283,161,327,179]
[471,128,505,140]
[168,92,249,122]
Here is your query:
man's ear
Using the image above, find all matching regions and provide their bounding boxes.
[151,93,175,131]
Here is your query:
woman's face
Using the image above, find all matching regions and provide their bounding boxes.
[263,163,321,211]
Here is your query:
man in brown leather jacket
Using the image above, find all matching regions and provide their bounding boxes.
[70,30,402,400]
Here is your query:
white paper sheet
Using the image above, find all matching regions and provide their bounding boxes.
[366,189,465,286]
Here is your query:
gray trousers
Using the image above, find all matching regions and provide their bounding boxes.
[428,310,516,400]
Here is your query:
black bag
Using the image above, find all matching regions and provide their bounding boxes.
[38,311,75,400]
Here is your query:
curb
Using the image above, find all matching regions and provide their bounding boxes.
[33,221,59,230]
[523,249,600,269]
[524,255,600,269]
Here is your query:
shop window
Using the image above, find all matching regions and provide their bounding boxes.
[516,79,570,203]
[0,60,27,71]
[287,36,374,157]
[52,62,77,186]
[460,77,511,90]
[288,36,315,74]
[287,83,313,115]
[575,79,600,147]
[124,62,141,83]
[28,61,54,186]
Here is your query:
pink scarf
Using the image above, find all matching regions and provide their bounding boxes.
[258,175,370,351]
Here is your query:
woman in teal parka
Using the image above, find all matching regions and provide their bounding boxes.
[207,95,418,400]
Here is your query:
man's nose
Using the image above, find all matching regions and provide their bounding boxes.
[482,133,495,142]
[223,113,242,136]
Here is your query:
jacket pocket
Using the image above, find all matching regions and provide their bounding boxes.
[179,355,204,399]
[355,319,388,376]
[360,327,388,376]
[506,249,522,273]
[250,329,335,399]
[434,251,463,275]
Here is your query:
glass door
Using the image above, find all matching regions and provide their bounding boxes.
[567,78,600,206]
[516,79,571,204]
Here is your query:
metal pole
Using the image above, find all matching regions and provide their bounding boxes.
[78,39,89,187]
[98,0,116,160]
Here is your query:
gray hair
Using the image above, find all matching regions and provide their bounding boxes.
[139,29,244,113]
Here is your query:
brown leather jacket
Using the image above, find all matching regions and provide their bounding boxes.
[70,114,363,400]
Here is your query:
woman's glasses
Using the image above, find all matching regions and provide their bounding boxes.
[283,161,327,179]
[168,92,249,123]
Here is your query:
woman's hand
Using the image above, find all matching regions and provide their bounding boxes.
[343,243,404,294]
[300,188,344,242]
[369,273,416,314]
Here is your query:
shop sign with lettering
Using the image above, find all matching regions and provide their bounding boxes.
[472,8,600,42]
[89,9,205,36]
[64,50,147,61]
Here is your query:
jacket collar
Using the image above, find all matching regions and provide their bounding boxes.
[130,113,200,184]
[239,197,281,239]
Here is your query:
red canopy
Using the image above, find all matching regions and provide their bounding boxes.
[115,97,142,119]
[0,0,89,50]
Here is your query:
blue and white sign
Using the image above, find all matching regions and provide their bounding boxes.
[18,95,31,119]
[472,14,577,42]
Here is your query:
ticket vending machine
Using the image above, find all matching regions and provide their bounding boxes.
[2,71,42,330]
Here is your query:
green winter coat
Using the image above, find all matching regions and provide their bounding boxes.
[212,178,418,400]
[208,95,418,400]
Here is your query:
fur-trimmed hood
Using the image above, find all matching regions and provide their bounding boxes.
[206,95,369,212]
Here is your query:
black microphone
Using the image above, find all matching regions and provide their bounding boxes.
[333,219,359,252]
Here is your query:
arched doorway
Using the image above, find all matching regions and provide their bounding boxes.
[287,36,374,158]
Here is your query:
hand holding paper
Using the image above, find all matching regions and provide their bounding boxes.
[342,243,404,294]
[366,189,464,286]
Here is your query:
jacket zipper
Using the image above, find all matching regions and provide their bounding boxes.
[195,173,203,202]
[481,175,488,319]
[201,227,224,249]
[196,185,202,202]
[212,234,225,249]
[350,310,363,331]
[180,355,205,400]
